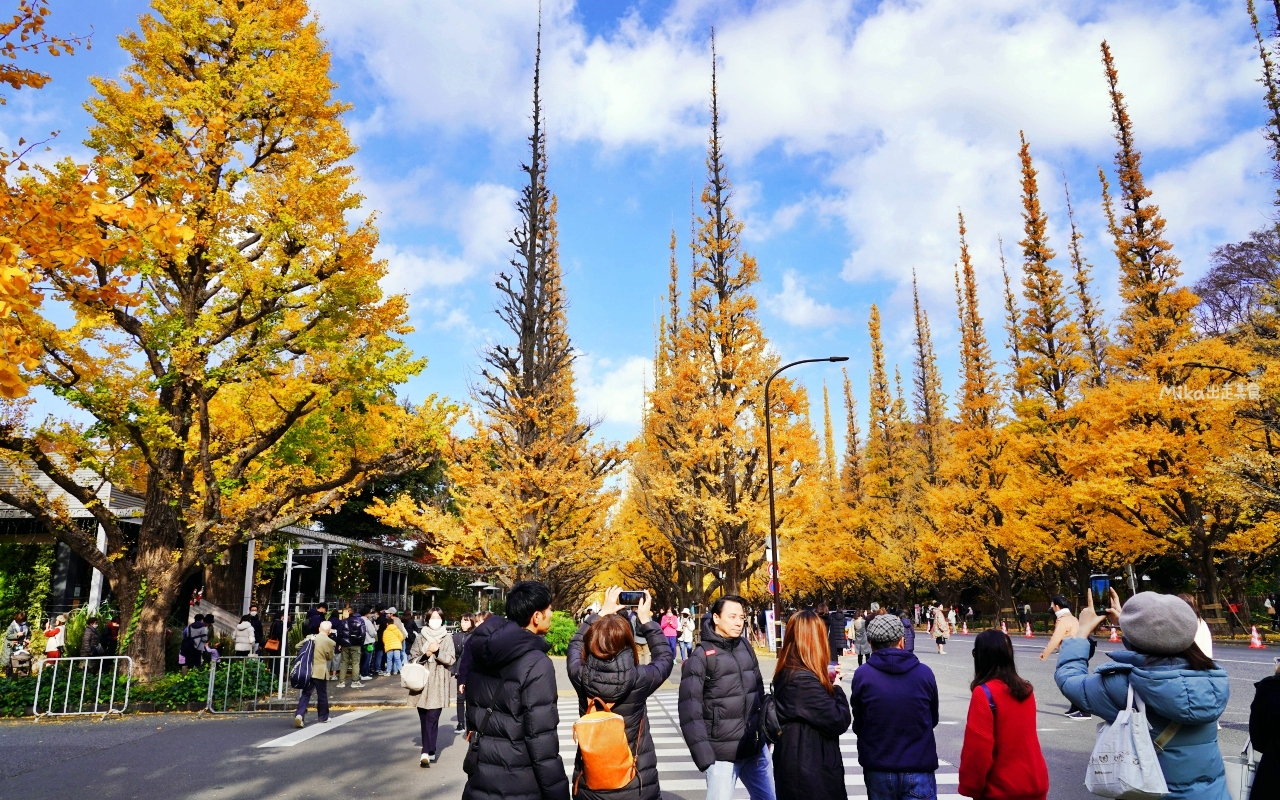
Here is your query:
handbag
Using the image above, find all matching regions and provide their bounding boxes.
[264,638,280,651]
[1084,684,1169,799]
[761,691,783,745]
[1224,739,1259,800]
[401,658,428,694]
[463,706,495,776]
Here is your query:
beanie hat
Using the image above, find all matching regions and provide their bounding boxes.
[867,614,905,645]
[1119,592,1198,656]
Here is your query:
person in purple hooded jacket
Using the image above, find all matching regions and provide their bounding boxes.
[848,614,940,800]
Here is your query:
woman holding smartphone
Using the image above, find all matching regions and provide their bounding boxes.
[771,610,852,800]
[567,587,674,800]
[1056,588,1230,800]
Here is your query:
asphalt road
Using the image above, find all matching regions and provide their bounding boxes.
[0,634,1272,799]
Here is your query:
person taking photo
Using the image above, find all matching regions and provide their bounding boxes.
[567,587,674,800]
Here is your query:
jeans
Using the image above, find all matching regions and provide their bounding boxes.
[705,746,775,800]
[679,641,693,660]
[296,677,329,722]
[359,645,372,677]
[386,648,404,674]
[419,707,442,754]
[666,635,678,658]
[863,771,937,800]
[338,646,361,682]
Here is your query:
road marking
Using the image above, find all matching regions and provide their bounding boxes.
[256,709,378,747]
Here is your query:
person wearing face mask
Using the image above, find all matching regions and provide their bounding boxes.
[247,604,264,650]
[408,607,456,766]
[452,613,475,732]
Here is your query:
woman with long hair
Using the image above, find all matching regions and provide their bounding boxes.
[407,607,455,767]
[771,610,851,800]
[1056,589,1230,800]
[958,629,1048,800]
[567,587,674,800]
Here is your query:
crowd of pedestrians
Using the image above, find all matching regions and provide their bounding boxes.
[439,583,1275,800]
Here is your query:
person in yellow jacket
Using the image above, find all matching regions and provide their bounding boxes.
[383,619,406,675]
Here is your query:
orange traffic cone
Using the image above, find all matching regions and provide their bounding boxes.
[1109,626,1120,643]
[1024,622,1034,638]
[1250,626,1267,649]
[1001,620,1008,635]
[962,620,969,635]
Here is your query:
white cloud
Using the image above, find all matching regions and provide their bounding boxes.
[575,353,650,427]
[766,270,848,328]
[317,0,1270,354]
[377,182,520,295]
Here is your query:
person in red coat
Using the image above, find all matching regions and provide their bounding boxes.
[958,629,1049,800]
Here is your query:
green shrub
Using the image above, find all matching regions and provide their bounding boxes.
[546,611,577,656]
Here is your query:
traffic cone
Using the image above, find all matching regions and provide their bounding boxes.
[1109,626,1120,643]
[962,620,969,635]
[1251,626,1267,649]
[1001,620,1008,635]
[1024,622,1034,639]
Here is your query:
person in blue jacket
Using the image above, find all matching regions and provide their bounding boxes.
[1055,588,1230,800]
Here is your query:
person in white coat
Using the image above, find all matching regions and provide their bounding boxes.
[233,615,257,656]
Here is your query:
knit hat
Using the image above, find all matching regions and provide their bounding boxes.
[867,614,905,645]
[1119,592,1198,656]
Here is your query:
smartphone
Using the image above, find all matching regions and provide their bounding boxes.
[618,591,646,607]
[827,664,838,682]
[1090,574,1111,613]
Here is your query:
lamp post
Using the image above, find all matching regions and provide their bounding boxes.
[765,356,849,651]
[467,580,490,613]
[423,586,443,610]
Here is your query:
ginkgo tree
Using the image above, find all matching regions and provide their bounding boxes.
[0,0,448,679]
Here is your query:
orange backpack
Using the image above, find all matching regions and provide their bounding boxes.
[573,698,641,792]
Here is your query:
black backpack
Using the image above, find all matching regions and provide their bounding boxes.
[334,617,357,647]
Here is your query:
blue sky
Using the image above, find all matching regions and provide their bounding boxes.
[12,0,1275,447]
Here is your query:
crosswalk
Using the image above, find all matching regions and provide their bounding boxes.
[558,691,965,799]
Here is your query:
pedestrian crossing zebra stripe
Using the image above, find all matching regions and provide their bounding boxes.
[557,691,964,799]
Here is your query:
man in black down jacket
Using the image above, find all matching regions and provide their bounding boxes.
[678,595,774,800]
[462,581,568,800]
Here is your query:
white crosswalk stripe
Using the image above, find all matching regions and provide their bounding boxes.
[558,691,965,799]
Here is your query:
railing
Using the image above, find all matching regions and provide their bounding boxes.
[205,655,298,713]
[32,656,132,719]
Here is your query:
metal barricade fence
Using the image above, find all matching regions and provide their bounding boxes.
[205,655,299,713]
[32,656,132,719]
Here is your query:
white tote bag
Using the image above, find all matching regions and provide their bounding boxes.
[1085,684,1170,799]
[400,661,428,694]
[1224,739,1259,800]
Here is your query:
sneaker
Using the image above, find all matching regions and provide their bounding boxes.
[337,681,346,688]
[360,675,373,681]
[454,724,465,733]
[1065,710,1091,719]
[420,753,431,768]
[294,715,304,729]
[429,752,438,763]
[351,681,365,688]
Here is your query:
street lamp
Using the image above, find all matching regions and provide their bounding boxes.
[765,356,849,651]
[423,586,443,610]
[467,580,491,613]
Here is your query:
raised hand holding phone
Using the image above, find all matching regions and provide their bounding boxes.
[599,586,624,617]
[635,591,654,625]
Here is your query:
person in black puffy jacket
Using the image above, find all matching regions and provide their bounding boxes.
[772,610,851,800]
[462,581,569,800]
[567,588,674,800]
[678,595,773,800]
